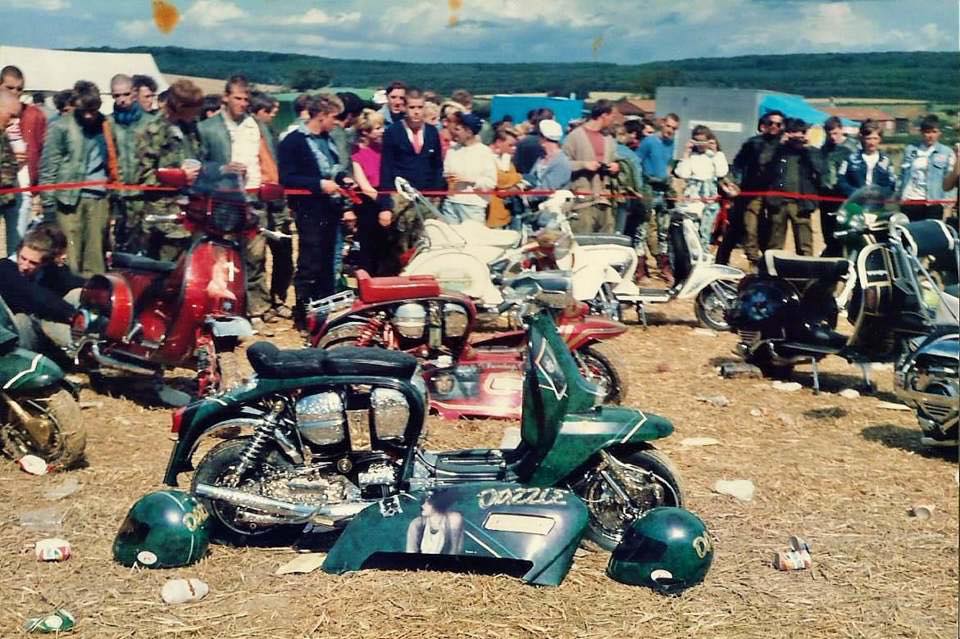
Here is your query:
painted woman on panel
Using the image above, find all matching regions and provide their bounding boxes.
[405,490,464,555]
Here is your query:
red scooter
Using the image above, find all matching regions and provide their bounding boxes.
[307,270,628,419]
[69,165,284,402]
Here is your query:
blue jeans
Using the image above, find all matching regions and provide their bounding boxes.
[2,195,27,256]
[440,200,486,224]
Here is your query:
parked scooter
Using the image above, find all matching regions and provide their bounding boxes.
[306,269,628,419]
[163,273,682,551]
[728,188,959,397]
[69,166,284,402]
[0,296,85,469]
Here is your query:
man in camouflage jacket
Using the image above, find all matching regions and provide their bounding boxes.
[135,80,204,261]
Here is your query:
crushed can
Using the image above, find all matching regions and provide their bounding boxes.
[774,549,813,571]
[18,455,49,476]
[24,609,75,633]
[35,538,72,562]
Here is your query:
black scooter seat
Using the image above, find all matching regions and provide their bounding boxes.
[247,341,328,378]
[322,346,418,378]
[762,251,849,282]
[110,252,177,274]
[247,342,418,379]
[574,233,633,247]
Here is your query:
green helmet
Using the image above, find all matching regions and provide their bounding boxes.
[606,507,713,594]
[113,490,210,568]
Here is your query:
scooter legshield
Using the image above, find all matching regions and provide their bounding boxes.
[321,482,588,586]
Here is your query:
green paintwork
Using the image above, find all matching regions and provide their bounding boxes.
[524,407,673,487]
[322,482,588,586]
[0,348,65,392]
[518,312,673,486]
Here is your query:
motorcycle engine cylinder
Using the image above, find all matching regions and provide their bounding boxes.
[296,392,346,446]
[370,388,410,441]
[393,303,427,339]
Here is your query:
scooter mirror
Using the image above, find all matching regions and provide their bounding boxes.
[888,212,910,234]
[258,182,285,202]
[156,168,189,188]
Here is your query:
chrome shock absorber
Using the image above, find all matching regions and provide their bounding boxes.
[233,400,285,479]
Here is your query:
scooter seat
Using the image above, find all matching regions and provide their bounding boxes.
[247,342,419,379]
[247,341,328,378]
[356,270,440,303]
[573,233,633,248]
[110,252,177,274]
[762,251,850,282]
[323,346,419,378]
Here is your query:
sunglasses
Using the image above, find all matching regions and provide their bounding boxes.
[765,120,784,127]
[112,92,132,98]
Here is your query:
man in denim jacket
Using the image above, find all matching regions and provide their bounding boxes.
[898,114,956,221]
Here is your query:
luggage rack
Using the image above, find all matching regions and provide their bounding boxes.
[307,290,357,318]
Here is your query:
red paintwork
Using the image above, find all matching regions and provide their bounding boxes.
[356,270,441,303]
[311,286,624,420]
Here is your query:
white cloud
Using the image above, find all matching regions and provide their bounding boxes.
[273,9,362,27]
[8,0,69,9]
[182,0,249,28]
[117,19,152,39]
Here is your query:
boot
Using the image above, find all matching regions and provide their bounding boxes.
[656,254,675,287]
[634,256,651,284]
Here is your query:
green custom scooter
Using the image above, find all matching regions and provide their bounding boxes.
[163,272,683,558]
[0,297,85,470]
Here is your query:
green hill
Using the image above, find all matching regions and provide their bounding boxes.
[73,46,959,103]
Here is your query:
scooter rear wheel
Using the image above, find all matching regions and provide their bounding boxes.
[575,345,628,405]
[573,447,684,552]
[0,389,86,470]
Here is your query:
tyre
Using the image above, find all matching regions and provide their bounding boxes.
[694,280,738,332]
[315,322,367,350]
[0,389,86,470]
[743,350,795,379]
[572,447,684,551]
[191,437,300,546]
[575,344,628,405]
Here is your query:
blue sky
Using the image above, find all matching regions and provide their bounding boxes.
[1,0,957,63]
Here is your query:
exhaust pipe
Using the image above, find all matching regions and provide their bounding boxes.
[87,344,158,376]
[194,483,370,521]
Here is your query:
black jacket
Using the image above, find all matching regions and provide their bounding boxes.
[277,129,342,221]
[379,122,444,204]
[765,143,825,212]
[732,134,782,190]
[0,259,84,323]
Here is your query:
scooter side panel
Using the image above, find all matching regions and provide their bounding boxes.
[676,264,744,299]
[404,250,503,305]
[524,407,674,487]
[0,348,64,392]
[321,482,588,586]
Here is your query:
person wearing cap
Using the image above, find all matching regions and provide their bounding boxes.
[440,111,496,224]
[450,89,494,145]
[763,117,824,256]
[562,100,620,235]
[525,119,572,195]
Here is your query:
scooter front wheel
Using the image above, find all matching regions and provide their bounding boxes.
[572,447,684,551]
[694,280,738,332]
[0,390,86,470]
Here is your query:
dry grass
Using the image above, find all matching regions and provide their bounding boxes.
[1,287,957,638]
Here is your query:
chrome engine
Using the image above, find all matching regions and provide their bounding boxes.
[895,335,959,445]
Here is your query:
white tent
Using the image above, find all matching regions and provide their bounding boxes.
[0,45,168,112]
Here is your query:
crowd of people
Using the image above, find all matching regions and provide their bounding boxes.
[0,63,957,350]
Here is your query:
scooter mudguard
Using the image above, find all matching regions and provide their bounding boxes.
[525,407,674,487]
[676,263,744,299]
[0,348,65,392]
[321,482,588,586]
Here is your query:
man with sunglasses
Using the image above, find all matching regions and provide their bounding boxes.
[108,74,156,252]
[717,110,785,265]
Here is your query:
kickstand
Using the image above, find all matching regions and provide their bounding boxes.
[858,363,875,393]
[637,302,648,329]
[810,357,820,395]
